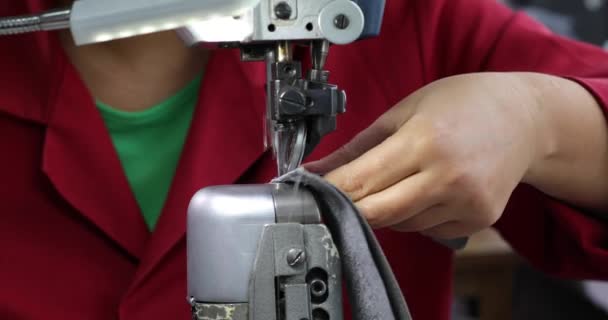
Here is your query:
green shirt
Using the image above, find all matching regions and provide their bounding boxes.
[96,75,202,231]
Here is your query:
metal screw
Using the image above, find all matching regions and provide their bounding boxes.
[282,64,296,76]
[280,89,307,114]
[333,14,350,30]
[286,248,306,266]
[274,2,292,20]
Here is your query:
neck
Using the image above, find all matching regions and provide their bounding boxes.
[60,30,209,112]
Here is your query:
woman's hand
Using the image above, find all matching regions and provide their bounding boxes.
[305,73,561,239]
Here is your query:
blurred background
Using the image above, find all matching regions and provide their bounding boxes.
[452,1,608,319]
[504,0,608,46]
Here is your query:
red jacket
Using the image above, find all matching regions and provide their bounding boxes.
[2,0,608,319]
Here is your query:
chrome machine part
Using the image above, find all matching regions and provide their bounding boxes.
[187,183,342,320]
[248,1,364,175]
[70,0,260,45]
[269,41,303,175]
[273,121,308,176]
[0,8,70,35]
[0,0,261,44]
[264,39,347,176]
[266,41,317,176]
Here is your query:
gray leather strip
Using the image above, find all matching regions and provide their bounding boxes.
[275,168,412,320]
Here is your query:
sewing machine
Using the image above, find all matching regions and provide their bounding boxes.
[0,1,386,319]
[183,3,385,319]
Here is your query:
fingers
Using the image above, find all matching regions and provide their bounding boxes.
[304,101,414,175]
[304,122,392,174]
[355,171,441,228]
[323,128,421,202]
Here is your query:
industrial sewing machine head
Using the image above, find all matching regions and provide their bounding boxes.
[179,0,384,175]
[182,2,385,319]
[0,1,386,319]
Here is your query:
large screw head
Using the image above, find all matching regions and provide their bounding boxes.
[274,2,292,20]
[333,14,350,30]
[279,89,307,114]
[286,248,306,267]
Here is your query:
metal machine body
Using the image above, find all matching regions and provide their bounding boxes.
[188,184,342,320]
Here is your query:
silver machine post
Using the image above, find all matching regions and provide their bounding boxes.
[185,1,385,319]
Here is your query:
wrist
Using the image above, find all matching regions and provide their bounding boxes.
[513,73,608,212]
[515,73,561,186]
[493,73,559,186]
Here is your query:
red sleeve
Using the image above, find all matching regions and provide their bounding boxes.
[414,0,608,280]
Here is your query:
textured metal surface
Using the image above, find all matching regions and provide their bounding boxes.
[187,185,276,303]
[304,225,343,319]
[0,15,41,34]
[192,302,249,320]
[0,8,70,35]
